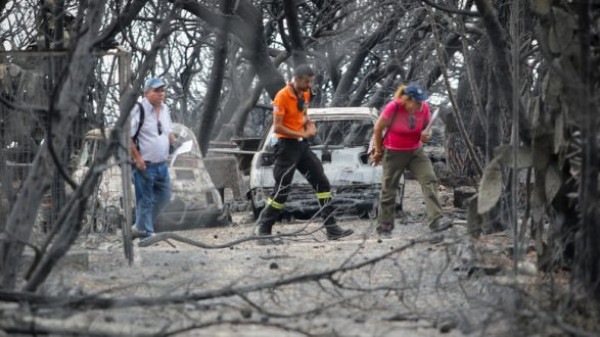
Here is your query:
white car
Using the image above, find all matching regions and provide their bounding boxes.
[248,107,405,219]
[74,123,227,232]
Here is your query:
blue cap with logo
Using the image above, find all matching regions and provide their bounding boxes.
[143,77,166,91]
[404,83,428,102]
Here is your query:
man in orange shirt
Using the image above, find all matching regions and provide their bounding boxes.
[256,64,354,243]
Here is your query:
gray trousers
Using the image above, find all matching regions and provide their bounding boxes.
[378,147,443,228]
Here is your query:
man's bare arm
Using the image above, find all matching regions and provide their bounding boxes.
[273,114,315,139]
[130,140,146,170]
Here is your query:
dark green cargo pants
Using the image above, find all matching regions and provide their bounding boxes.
[378,147,443,229]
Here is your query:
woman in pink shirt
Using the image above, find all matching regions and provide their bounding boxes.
[370,84,452,236]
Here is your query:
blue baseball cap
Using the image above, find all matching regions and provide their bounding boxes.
[404,83,428,102]
[143,77,166,91]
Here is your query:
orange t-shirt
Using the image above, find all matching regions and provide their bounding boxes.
[273,83,310,139]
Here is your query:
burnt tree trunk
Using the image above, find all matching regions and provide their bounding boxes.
[349,61,400,107]
[572,1,600,303]
[445,43,487,181]
[178,0,285,99]
[330,14,398,107]
[424,33,462,89]
[198,0,234,156]
[213,66,256,141]
[366,72,399,110]
[236,0,285,99]
[98,0,150,46]
[282,0,307,67]
[474,0,531,145]
[23,5,176,291]
[232,51,290,137]
[0,1,107,290]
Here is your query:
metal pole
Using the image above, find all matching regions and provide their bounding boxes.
[118,49,134,265]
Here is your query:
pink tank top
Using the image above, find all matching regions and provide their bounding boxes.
[381,98,430,151]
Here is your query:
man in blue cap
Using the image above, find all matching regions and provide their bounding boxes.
[130,78,175,242]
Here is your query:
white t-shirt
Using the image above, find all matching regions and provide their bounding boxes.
[130,98,172,163]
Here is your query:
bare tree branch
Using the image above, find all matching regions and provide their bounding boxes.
[419,0,480,17]
[176,0,285,98]
[97,0,150,46]
[330,13,398,107]
[23,4,182,293]
[426,4,483,177]
[283,0,308,66]
[0,0,108,290]
[0,237,431,310]
[473,0,531,145]
[198,0,234,156]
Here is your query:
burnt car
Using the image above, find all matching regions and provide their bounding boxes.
[74,123,227,232]
[248,107,405,219]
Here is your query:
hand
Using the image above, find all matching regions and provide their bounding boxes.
[370,151,383,165]
[134,157,146,171]
[304,120,317,138]
[421,131,431,143]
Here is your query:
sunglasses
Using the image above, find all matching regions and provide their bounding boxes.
[158,120,163,135]
[408,115,415,130]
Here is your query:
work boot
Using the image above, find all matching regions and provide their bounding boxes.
[130,225,147,240]
[255,228,282,245]
[255,206,282,245]
[325,223,354,240]
[138,232,156,247]
[376,222,393,237]
[256,223,273,236]
[318,199,353,240]
[429,216,453,233]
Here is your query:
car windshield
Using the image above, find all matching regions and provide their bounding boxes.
[171,124,200,154]
[308,119,373,148]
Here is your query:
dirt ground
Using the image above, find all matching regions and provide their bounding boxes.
[21,180,543,337]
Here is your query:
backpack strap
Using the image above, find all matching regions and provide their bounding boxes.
[132,102,145,149]
[382,100,400,141]
[368,100,401,156]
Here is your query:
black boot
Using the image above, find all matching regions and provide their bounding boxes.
[256,206,282,245]
[319,197,354,240]
[429,216,453,233]
[323,213,353,240]
[257,223,273,236]
[325,222,354,240]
